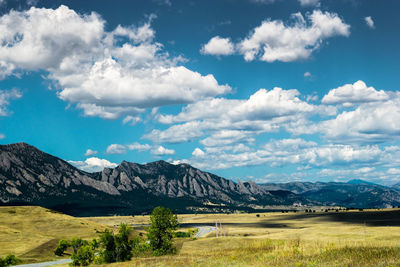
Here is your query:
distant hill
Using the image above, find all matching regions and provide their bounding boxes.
[260,181,400,208]
[1,143,399,216]
[347,179,378,186]
[0,143,301,216]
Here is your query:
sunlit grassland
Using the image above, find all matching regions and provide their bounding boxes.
[0,206,106,263]
[101,238,400,267]
[2,207,400,266]
[85,209,400,267]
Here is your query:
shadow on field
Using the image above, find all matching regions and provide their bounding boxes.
[180,222,303,229]
[20,238,61,263]
[280,210,400,227]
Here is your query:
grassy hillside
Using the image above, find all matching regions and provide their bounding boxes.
[0,206,106,263]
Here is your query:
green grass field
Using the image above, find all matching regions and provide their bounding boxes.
[1,206,400,266]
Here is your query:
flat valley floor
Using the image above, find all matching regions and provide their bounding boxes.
[1,206,400,266]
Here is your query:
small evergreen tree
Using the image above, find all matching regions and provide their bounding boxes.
[146,206,179,255]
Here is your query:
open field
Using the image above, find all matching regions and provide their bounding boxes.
[0,206,106,263]
[2,207,400,266]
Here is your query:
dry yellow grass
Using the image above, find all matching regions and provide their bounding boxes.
[3,207,400,266]
[84,209,400,267]
[0,206,106,263]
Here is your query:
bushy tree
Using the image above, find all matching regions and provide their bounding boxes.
[0,254,22,267]
[147,206,179,255]
[71,245,94,266]
[115,223,133,262]
[54,239,70,256]
[90,238,99,250]
[98,224,135,263]
[99,229,116,263]
[70,238,88,254]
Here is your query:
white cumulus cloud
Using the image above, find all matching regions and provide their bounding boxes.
[106,144,127,154]
[238,10,350,62]
[145,87,325,144]
[192,148,205,157]
[321,96,400,143]
[322,80,389,106]
[203,10,349,62]
[151,145,175,155]
[69,157,118,172]
[200,36,235,56]
[127,142,151,151]
[0,5,231,119]
[84,149,98,156]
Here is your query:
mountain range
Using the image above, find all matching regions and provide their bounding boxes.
[1,143,400,216]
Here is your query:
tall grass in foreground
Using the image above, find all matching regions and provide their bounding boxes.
[105,237,400,267]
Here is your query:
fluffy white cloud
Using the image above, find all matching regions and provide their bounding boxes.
[84,149,98,156]
[304,71,311,77]
[236,10,349,62]
[364,16,375,29]
[0,6,231,119]
[151,145,175,155]
[200,130,255,147]
[321,96,400,143]
[200,36,235,56]
[183,138,390,170]
[106,144,127,154]
[127,142,151,151]
[322,80,388,106]
[0,89,21,116]
[192,148,205,157]
[298,0,320,7]
[0,133,4,139]
[68,157,118,172]
[145,87,324,144]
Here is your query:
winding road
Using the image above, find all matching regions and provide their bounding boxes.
[13,226,216,267]
[194,226,216,238]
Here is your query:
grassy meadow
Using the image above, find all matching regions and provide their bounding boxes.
[0,206,106,263]
[1,206,400,266]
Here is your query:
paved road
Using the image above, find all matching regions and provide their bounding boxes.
[13,258,72,267]
[13,226,215,267]
[194,226,216,237]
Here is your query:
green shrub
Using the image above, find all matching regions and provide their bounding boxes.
[174,231,190,238]
[70,238,88,254]
[131,241,152,257]
[0,254,22,267]
[54,239,70,256]
[71,245,94,266]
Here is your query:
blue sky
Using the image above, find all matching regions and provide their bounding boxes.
[0,0,400,185]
